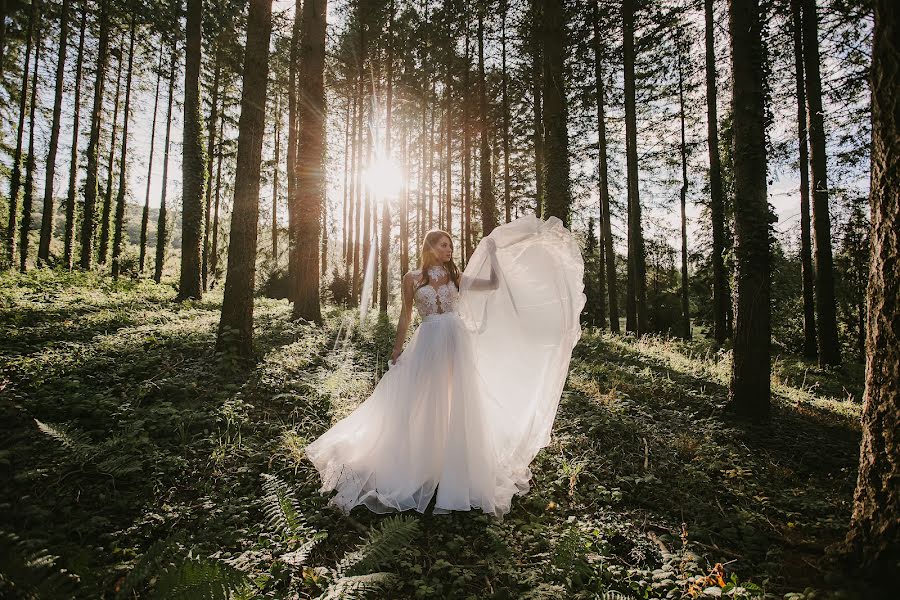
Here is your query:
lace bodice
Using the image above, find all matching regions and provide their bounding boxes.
[412,265,459,318]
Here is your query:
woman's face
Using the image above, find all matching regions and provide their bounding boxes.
[431,235,453,263]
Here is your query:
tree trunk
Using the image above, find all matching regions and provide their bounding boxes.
[273,93,281,267]
[379,0,394,314]
[322,189,328,278]
[111,14,136,279]
[99,49,124,266]
[444,32,453,237]
[848,0,895,555]
[800,0,841,367]
[154,51,177,284]
[0,0,8,82]
[202,50,221,289]
[178,0,206,301]
[790,0,817,359]
[463,18,473,258]
[477,10,497,237]
[352,89,363,303]
[139,44,164,273]
[540,0,571,227]
[6,0,36,268]
[19,4,42,273]
[218,0,274,355]
[500,0,511,224]
[63,0,87,269]
[428,76,435,230]
[727,0,770,421]
[843,0,900,578]
[291,0,327,323]
[401,118,409,275]
[592,0,616,332]
[351,17,366,304]
[342,95,351,268]
[79,0,109,270]
[38,0,70,265]
[704,0,729,344]
[211,85,226,285]
[420,0,429,256]
[623,0,648,334]
[437,103,444,230]
[677,36,691,340]
[362,110,372,304]
[287,0,300,294]
[529,0,543,218]
[345,95,356,274]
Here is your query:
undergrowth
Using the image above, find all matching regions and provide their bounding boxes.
[0,271,868,599]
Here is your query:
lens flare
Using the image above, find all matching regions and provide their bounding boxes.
[362,156,403,199]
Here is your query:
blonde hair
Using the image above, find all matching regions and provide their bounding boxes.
[416,229,461,293]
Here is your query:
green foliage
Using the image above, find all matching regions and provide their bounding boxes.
[0,271,867,599]
[0,531,79,599]
[336,515,421,577]
[34,419,145,478]
[260,473,314,540]
[327,268,352,306]
[320,572,399,600]
[152,553,253,600]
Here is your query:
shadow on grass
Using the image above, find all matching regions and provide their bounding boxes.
[564,331,861,592]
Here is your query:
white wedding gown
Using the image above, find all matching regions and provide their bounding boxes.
[304,214,586,519]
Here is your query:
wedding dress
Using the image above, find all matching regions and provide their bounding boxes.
[304,214,586,519]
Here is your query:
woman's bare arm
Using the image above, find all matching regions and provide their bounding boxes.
[461,240,499,291]
[390,272,416,364]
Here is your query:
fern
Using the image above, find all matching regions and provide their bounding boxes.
[520,583,568,600]
[319,572,398,600]
[115,532,185,599]
[34,419,144,478]
[152,554,253,600]
[279,537,321,567]
[260,473,312,539]
[0,530,79,599]
[336,515,420,577]
[551,527,585,571]
[97,453,145,478]
[33,419,94,462]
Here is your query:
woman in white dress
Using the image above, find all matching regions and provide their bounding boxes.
[304,214,586,520]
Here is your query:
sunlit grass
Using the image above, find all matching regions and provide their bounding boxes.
[0,271,868,598]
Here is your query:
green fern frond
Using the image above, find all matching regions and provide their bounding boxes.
[115,532,185,599]
[520,583,568,600]
[336,515,420,577]
[551,527,585,571]
[96,453,144,478]
[0,530,79,599]
[33,419,94,462]
[260,473,311,539]
[319,572,398,600]
[152,555,252,600]
[278,537,321,567]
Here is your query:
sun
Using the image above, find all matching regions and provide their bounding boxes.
[362,156,404,199]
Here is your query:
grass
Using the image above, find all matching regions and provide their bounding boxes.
[0,270,869,599]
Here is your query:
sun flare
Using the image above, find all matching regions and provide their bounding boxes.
[362,156,404,199]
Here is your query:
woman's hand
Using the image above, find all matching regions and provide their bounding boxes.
[484,237,497,254]
[390,347,403,365]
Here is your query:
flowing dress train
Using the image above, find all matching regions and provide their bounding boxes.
[303,214,586,519]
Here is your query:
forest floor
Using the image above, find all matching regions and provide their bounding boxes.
[0,271,872,599]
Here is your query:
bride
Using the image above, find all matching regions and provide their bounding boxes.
[304,213,586,519]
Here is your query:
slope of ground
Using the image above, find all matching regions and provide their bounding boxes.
[0,271,867,599]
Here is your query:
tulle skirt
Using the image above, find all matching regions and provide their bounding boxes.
[304,311,528,518]
[304,214,586,520]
